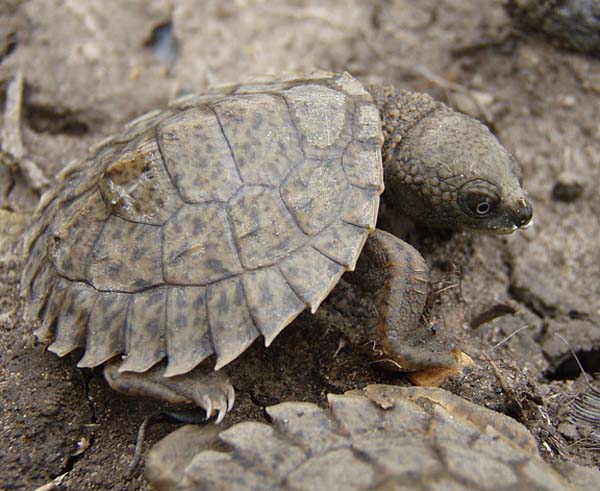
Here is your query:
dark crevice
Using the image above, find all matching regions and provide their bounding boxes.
[145,21,179,68]
[246,388,269,418]
[24,103,90,136]
[52,369,97,478]
[507,283,556,319]
[568,309,590,321]
[536,321,549,343]
[0,30,17,63]
[0,165,16,207]
[545,348,600,381]
[57,432,96,477]
[369,2,382,30]
[82,369,98,424]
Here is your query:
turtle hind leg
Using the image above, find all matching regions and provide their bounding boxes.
[103,360,235,424]
[349,229,458,373]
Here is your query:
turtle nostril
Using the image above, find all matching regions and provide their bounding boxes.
[517,200,533,226]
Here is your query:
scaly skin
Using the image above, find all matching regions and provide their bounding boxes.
[369,84,533,232]
[23,73,533,422]
[105,83,534,409]
[350,85,533,373]
[145,386,600,491]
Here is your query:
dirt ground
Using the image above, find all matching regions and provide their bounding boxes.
[0,1,599,490]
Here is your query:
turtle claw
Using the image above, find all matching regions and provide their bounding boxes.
[187,372,235,424]
[196,383,235,423]
[105,361,236,424]
[198,392,228,424]
[216,394,227,424]
[216,406,227,425]
[201,395,214,420]
[198,385,235,423]
[227,385,236,412]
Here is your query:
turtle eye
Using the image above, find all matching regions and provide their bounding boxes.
[458,179,501,219]
[466,194,497,216]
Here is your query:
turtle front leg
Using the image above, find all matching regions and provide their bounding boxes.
[349,229,458,372]
[104,361,235,424]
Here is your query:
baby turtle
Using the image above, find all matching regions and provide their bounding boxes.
[145,385,600,491]
[21,72,532,422]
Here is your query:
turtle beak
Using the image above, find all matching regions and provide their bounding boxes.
[481,196,533,235]
[509,197,533,229]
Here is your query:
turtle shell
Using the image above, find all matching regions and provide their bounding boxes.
[21,71,384,376]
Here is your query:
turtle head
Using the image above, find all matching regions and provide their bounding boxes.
[384,108,532,234]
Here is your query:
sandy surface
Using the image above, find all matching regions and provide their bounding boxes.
[0,1,599,489]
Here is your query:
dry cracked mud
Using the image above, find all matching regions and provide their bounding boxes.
[0,1,598,489]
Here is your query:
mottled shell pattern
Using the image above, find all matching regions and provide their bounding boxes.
[21,71,384,376]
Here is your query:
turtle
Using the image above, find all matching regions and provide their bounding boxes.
[145,385,600,491]
[20,71,532,423]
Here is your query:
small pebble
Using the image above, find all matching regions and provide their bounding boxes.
[559,95,577,108]
[551,171,584,202]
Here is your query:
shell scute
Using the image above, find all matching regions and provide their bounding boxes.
[157,107,242,203]
[311,222,370,271]
[60,141,126,203]
[213,93,304,185]
[165,286,212,377]
[21,225,50,299]
[219,422,307,476]
[77,291,128,368]
[50,188,109,281]
[281,158,348,236]
[342,187,380,230]
[23,72,384,376]
[36,276,69,343]
[48,282,96,357]
[207,277,260,370]
[119,287,167,373]
[87,216,163,292]
[355,104,384,146]
[99,134,182,225]
[242,267,306,346]
[342,141,384,192]
[162,203,244,285]
[284,84,353,158]
[25,261,56,326]
[279,246,345,313]
[116,108,170,144]
[228,186,305,269]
